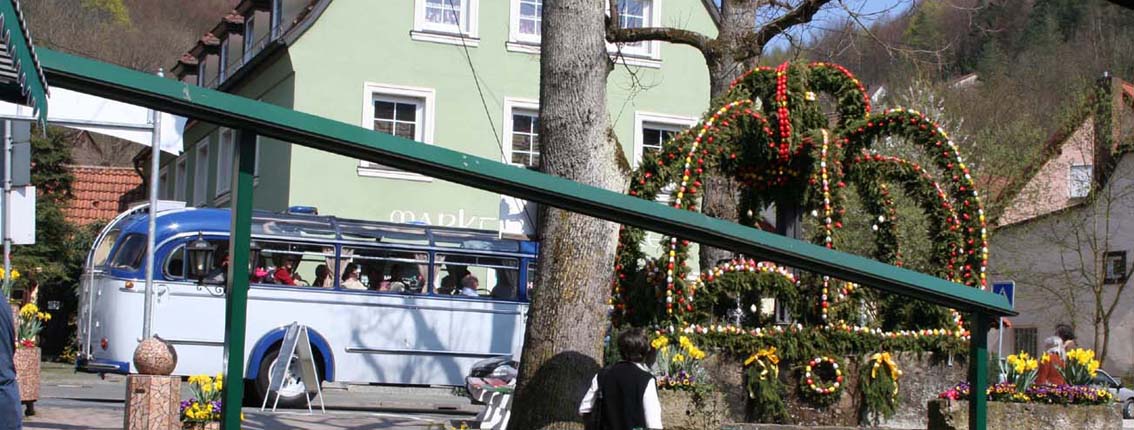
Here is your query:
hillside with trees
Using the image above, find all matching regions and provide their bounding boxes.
[772,0,1134,218]
[23,0,237,73]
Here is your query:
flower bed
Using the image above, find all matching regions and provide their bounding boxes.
[927,399,1120,430]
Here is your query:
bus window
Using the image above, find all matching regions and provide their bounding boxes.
[109,234,147,270]
[255,242,334,287]
[339,221,428,246]
[342,247,427,294]
[164,244,186,279]
[91,229,121,267]
[434,254,519,300]
[432,230,520,253]
[527,261,537,297]
[253,215,337,240]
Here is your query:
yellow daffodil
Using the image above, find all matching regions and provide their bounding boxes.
[678,336,693,351]
[673,354,685,363]
[651,336,669,350]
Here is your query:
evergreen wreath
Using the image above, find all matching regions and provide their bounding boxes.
[800,355,845,406]
[859,352,902,423]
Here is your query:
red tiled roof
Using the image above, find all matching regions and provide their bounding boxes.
[64,166,144,226]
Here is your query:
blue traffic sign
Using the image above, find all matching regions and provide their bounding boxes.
[992,281,1015,309]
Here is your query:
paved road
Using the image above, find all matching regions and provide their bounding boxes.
[20,362,481,429]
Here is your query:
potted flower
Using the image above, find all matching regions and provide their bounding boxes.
[15,302,50,414]
[181,374,241,429]
[649,335,724,430]
[930,349,1121,429]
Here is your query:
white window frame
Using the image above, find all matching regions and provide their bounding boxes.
[507,0,543,53]
[174,157,187,201]
[193,138,210,206]
[218,39,229,83]
[359,82,436,182]
[216,128,235,198]
[1069,164,1092,198]
[412,0,480,47]
[502,98,541,168]
[158,167,169,199]
[243,14,256,62]
[607,0,662,65]
[633,111,695,167]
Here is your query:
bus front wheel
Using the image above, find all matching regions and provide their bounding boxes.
[254,347,322,409]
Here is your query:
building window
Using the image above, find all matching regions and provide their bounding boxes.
[158,167,168,199]
[609,0,658,60]
[633,112,695,167]
[194,139,210,206]
[412,0,480,46]
[503,98,540,168]
[216,129,235,197]
[174,157,187,201]
[1070,164,1092,198]
[359,83,435,181]
[1014,327,1037,360]
[1105,251,1127,284]
[508,0,543,48]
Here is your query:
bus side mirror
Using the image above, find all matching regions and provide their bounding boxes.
[187,234,216,282]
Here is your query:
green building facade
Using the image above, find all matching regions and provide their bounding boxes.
[165,0,717,239]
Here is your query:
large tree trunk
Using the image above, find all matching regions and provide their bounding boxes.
[698,0,761,271]
[508,1,625,429]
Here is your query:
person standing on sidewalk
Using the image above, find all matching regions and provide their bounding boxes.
[0,302,21,429]
[578,328,662,430]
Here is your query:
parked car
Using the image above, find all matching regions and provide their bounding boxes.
[1092,369,1134,418]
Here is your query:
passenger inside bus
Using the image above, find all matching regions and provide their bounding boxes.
[341,263,365,290]
[204,250,229,284]
[438,265,468,295]
[273,257,304,286]
[491,269,518,300]
[313,264,333,288]
[387,264,406,293]
[460,274,479,297]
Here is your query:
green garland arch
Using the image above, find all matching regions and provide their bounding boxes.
[612,61,988,349]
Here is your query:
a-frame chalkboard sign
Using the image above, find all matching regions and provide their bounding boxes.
[259,322,326,414]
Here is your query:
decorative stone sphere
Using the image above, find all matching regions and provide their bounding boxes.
[133,336,177,375]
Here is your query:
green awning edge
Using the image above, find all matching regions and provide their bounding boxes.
[0,0,48,123]
[37,47,1015,318]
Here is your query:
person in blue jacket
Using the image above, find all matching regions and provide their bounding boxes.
[0,302,22,429]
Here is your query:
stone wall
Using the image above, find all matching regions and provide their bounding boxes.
[927,399,1122,430]
[700,351,966,427]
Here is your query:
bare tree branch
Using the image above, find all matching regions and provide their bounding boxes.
[606,2,711,52]
[741,0,833,60]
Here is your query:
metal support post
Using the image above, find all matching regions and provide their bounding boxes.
[969,312,990,430]
[141,105,162,339]
[221,130,256,429]
[2,120,11,299]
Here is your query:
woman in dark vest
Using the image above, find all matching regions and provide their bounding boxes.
[578,328,662,430]
[0,302,21,429]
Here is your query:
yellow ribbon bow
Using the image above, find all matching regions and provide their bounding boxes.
[744,347,780,380]
[869,352,902,396]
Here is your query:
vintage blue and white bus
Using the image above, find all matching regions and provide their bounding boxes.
[77,203,537,405]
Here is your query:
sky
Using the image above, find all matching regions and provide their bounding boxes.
[763,0,913,51]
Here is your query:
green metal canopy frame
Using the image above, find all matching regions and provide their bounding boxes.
[0,0,47,123]
[37,48,1013,430]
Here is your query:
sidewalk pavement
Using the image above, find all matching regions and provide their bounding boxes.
[22,400,470,429]
[24,362,481,429]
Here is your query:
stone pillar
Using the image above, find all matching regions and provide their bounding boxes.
[123,375,181,430]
